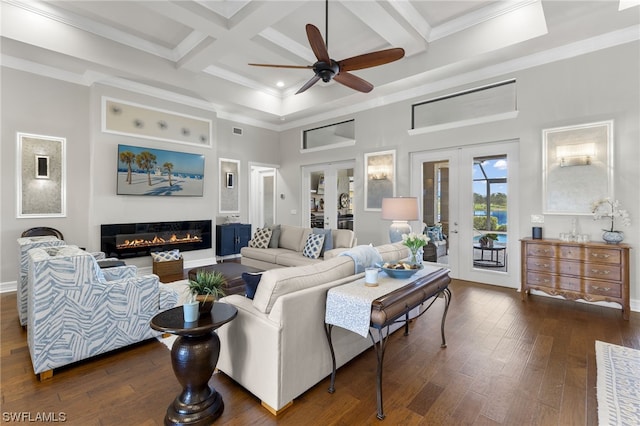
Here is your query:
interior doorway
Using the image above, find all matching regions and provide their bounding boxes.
[249,163,278,231]
[411,141,519,288]
[302,161,355,231]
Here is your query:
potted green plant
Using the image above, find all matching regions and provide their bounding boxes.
[479,233,498,248]
[187,270,227,314]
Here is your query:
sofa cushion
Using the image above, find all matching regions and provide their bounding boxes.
[241,247,291,264]
[275,252,320,267]
[376,242,410,262]
[278,225,307,251]
[242,272,262,299]
[332,229,355,248]
[249,228,272,249]
[268,224,281,248]
[252,256,354,314]
[150,249,181,262]
[312,228,333,256]
[302,233,325,259]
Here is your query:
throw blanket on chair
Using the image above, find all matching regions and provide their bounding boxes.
[339,245,384,274]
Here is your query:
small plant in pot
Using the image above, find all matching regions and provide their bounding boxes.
[479,233,498,248]
[187,270,227,314]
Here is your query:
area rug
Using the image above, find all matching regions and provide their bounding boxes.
[595,340,640,426]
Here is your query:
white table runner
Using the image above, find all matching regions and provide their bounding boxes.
[325,265,444,337]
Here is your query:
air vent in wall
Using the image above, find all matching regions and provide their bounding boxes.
[232,127,243,136]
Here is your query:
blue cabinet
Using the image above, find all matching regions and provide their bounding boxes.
[216,224,251,256]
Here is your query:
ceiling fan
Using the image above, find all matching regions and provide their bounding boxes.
[249,1,405,94]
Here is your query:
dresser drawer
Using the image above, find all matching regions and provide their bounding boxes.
[585,247,621,264]
[526,243,556,258]
[527,257,557,273]
[526,272,581,292]
[526,272,621,298]
[558,261,621,281]
[587,281,621,298]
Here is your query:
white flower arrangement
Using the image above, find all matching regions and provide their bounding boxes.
[401,232,430,251]
[591,198,631,232]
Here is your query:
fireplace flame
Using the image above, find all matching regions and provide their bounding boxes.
[117,233,201,249]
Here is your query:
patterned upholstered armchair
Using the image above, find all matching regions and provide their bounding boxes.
[27,246,179,380]
[17,236,66,327]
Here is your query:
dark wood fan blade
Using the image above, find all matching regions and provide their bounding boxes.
[249,63,312,69]
[339,48,405,72]
[306,24,330,63]
[334,72,373,93]
[296,75,321,94]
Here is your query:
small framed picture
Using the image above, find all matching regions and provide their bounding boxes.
[226,172,234,189]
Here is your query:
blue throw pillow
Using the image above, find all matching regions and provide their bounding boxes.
[312,228,333,256]
[242,272,262,299]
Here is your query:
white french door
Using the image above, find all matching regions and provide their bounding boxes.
[410,141,519,288]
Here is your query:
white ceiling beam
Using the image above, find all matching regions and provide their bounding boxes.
[387,0,432,43]
[340,0,425,56]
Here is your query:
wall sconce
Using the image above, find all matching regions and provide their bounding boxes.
[367,164,391,180]
[35,155,50,179]
[381,197,419,243]
[556,142,595,167]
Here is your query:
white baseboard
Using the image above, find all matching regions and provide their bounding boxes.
[1,281,17,293]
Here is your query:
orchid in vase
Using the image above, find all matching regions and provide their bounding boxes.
[592,198,631,243]
[401,232,430,264]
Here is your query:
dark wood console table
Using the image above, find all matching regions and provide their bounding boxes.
[324,267,452,420]
[151,303,237,425]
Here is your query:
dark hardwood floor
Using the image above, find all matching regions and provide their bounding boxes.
[2,279,638,425]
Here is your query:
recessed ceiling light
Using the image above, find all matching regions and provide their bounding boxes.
[276,81,285,88]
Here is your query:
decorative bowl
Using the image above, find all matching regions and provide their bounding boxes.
[379,262,423,279]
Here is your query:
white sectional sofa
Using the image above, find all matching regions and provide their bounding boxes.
[216,242,410,414]
[240,224,356,270]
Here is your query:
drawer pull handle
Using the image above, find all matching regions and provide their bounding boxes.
[591,253,611,259]
[533,249,552,254]
[592,286,611,291]
[591,269,610,275]
[534,278,551,284]
[534,263,550,268]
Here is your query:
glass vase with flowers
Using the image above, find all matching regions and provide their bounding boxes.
[401,232,430,265]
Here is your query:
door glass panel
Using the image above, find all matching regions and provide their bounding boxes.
[472,155,508,271]
[422,161,449,265]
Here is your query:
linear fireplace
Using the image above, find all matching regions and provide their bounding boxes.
[101,220,212,259]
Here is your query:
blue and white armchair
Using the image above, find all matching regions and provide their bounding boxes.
[17,236,66,327]
[27,246,179,380]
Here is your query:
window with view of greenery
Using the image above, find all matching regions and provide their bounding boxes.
[473,156,507,233]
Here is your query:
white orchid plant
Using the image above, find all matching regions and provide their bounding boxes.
[591,198,631,232]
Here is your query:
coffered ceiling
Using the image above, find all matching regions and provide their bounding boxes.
[1,1,638,130]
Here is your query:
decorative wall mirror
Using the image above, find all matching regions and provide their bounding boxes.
[219,158,240,213]
[17,132,66,218]
[542,120,613,215]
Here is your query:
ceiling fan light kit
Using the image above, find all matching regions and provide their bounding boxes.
[249,2,405,95]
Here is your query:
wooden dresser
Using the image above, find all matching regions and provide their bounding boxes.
[520,237,630,320]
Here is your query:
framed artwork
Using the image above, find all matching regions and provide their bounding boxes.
[103,97,212,147]
[219,158,240,213]
[364,150,396,211]
[117,144,205,196]
[542,120,613,215]
[17,132,66,218]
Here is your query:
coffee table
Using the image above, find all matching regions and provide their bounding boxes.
[188,263,263,296]
[151,303,237,425]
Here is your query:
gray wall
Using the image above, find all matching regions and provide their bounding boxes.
[1,71,280,283]
[277,42,639,302]
[1,42,638,305]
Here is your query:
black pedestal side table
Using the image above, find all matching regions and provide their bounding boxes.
[151,302,237,426]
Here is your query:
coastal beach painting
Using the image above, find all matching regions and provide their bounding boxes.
[117,144,205,196]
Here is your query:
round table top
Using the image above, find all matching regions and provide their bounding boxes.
[473,243,506,251]
[150,302,237,337]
